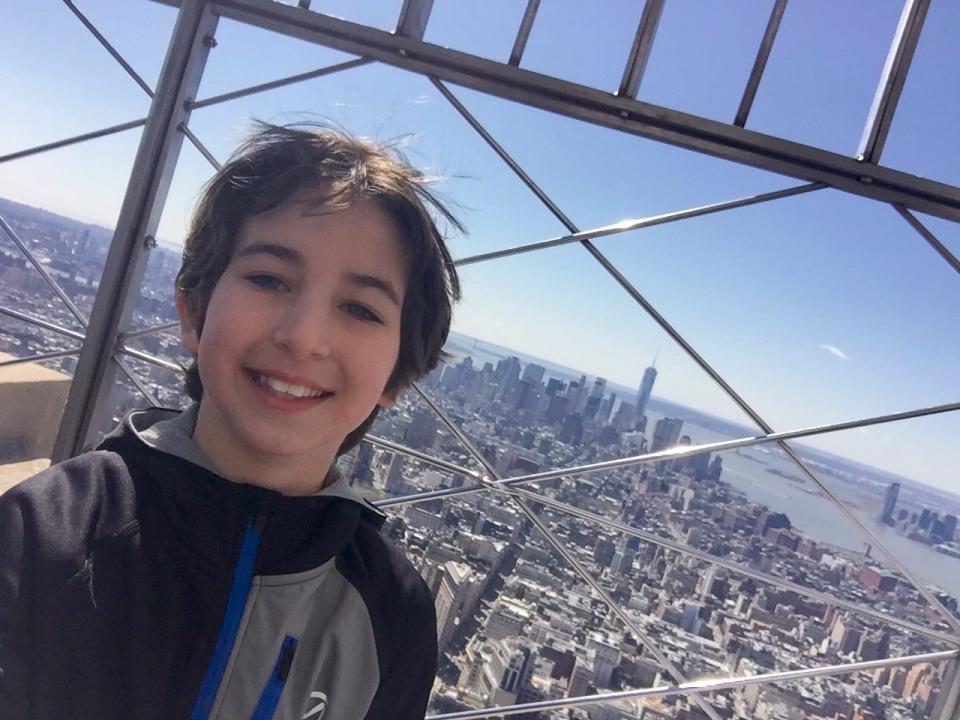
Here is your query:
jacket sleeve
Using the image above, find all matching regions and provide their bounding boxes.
[363,577,438,720]
[0,485,31,718]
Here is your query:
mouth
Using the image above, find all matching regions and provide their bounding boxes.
[247,370,333,401]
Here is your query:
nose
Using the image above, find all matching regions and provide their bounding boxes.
[271,295,334,359]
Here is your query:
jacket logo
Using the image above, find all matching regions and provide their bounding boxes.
[302,691,328,719]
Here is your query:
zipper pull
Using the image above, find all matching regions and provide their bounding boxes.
[277,636,298,681]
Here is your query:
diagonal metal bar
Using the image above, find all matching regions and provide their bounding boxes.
[0,349,81,369]
[186,57,374,110]
[0,216,89,329]
[432,78,960,635]
[119,320,182,341]
[508,0,539,67]
[113,355,161,407]
[454,182,824,267]
[378,398,960,509]
[618,0,665,98]
[116,345,186,375]
[410,383,724,720]
[895,205,960,275]
[62,0,155,95]
[428,649,960,720]
[857,0,930,163]
[364,434,482,481]
[0,306,86,343]
[734,0,788,127]
[0,118,148,166]
[500,483,960,646]
[63,0,223,172]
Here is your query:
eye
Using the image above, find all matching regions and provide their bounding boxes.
[344,303,383,324]
[245,273,287,291]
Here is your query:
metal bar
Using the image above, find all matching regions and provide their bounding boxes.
[116,345,186,374]
[364,435,482,481]
[63,0,224,174]
[198,0,960,221]
[113,355,161,407]
[0,349,81,369]
[0,216,89,328]
[734,0,788,127]
[62,0,155,96]
[380,398,960,508]
[0,118,147,166]
[857,0,931,163]
[119,320,182,341]
[618,0,665,98]
[181,124,221,170]
[428,79,960,635]
[428,649,960,720]
[0,306,86,342]
[186,57,373,110]
[396,0,433,40]
[53,0,219,462]
[500,483,960,646]
[454,182,824,267]
[508,0,539,67]
[895,205,960,275]
[410,384,723,720]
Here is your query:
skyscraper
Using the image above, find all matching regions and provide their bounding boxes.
[881,482,900,526]
[635,363,658,420]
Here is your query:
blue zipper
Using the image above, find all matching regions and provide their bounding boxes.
[250,635,299,720]
[188,518,264,720]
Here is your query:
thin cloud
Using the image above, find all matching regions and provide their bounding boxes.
[819,344,848,361]
[407,95,432,105]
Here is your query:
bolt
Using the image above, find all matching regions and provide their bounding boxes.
[144,235,158,250]
[202,33,217,49]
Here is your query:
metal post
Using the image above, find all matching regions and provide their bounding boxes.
[934,659,960,720]
[734,0,788,127]
[52,0,219,461]
[508,0,540,66]
[396,0,433,40]
[618,0,665,98]
[857,0,930,163]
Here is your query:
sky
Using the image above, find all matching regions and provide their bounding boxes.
[1,0,958,493]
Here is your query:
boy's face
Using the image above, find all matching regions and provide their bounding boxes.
[177,198,407,493]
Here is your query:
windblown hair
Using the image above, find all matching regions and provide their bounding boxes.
[175,122,461,455]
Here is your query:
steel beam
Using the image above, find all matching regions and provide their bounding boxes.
[180,0,960,220]
[454,183,823,266]
[396,0,433,40]
[0,118,147,166]
[508,0,539,67]
[187,57,373,110]
[428,650,959,720]
[119,320,182,341]
[0,349,81,369]
[857,0,931,163]
[53,0,219,461]
[0,306,85,342]
[734,0,788,127]
[618,0,665,98]
[895,205,960,275]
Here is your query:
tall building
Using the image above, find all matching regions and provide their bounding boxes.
[635,363,658,420]
[881,482,900,526]
[651,417,683,452]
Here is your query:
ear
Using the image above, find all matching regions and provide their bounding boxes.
[175,291,200,354]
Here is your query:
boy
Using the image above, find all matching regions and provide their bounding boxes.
[0,123,462,719]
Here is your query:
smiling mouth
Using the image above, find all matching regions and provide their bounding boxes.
[250,371,332,400]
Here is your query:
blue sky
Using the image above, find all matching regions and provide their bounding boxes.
[1,0,958,493]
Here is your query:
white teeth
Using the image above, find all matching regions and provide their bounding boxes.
[257,374,325,399]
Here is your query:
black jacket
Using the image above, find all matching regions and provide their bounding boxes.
[0,408,437,719]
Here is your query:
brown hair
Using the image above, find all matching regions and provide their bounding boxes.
[175,122,461,455]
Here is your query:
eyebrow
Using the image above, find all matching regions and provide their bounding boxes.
[235,242,302,264]
[346,272,402,307]
[235,242,401,307]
